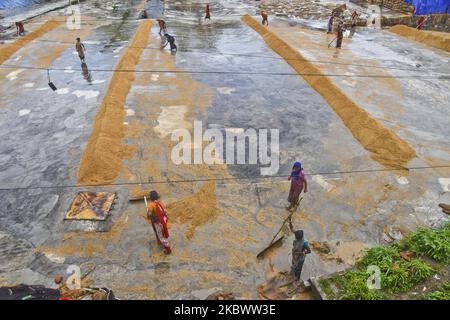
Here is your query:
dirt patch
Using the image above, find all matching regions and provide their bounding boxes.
[0,20,61,65]
[311,240,333,255]
[38,211,131,259]
[389,25,450,53]
[242,15,416,169]
[258,270,314,300]
[37,241,104,258]
[117,286,156,299]
[334,241,368,266]
[311,240,368,266]
[167,181,221,240]
[77,20,154,185]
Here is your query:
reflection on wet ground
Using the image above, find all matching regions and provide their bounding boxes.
[81,62,92,83]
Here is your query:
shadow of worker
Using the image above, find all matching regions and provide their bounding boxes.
[81,62,92,84]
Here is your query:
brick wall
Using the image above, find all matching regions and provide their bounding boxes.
[368,0,414,13]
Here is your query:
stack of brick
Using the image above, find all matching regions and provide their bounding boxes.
[368,0,414,14]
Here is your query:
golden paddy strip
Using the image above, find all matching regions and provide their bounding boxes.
[390,25,450,53]
[0,20,61,65]
[242,15,416,169]
[77,20,153,185]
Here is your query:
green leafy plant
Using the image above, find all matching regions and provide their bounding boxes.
[404,225,450,263]
[382,265,412,293]
[358,245,401,271]
[336,271,385,300]
[318,279,336,299]
[403,259,434,283]
[358,249,434,293]
[422,282,450,300]
[319,224,448,299]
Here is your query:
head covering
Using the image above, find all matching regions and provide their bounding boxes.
[149,190,160,201]
[291,161,303,177]
[295,230,304,240]
[293,161,302,169]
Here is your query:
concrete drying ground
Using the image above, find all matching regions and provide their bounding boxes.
[0,0,449,299]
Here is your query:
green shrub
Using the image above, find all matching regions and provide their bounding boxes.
[423,291,450,300]
[358,245,401,271]
[404,225,450,263]
[353,245,435,294]
[422,282,450,300]
[336,271,385,300]
[403,259,434,283]
[325,224,448,299]
[382,265,412,293]
[318,279,336,299]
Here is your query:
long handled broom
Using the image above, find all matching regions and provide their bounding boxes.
[327,37,337,48]
[256,197,303,259]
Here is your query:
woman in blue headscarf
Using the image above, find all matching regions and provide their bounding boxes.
[287,161,307,210]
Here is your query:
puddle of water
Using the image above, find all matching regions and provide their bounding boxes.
[64,67,75,73]
[342,79,356,87]
[56,88,69,95]
[42,252,65,264]
[6,69,24,80]
[217,87,236,95]
[396,175,409,185]
[72,90,100,99]
[91,80,106,84]
[18,109,31,116]
[312,175,335,192]
[438,178,450,192]
[84,40,101,45]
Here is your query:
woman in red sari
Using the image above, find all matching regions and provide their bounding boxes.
[287,162,307,210]
[147,191,171,254]
[416,16,426,30]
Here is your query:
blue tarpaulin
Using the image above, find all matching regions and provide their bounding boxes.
[404,0,450,15]
[0,1,36,10]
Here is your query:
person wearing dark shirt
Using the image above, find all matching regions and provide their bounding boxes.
[289,218,311,281]
[15,21,25,36]
[336,21,345,49]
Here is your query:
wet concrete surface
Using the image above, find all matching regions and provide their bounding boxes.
[0,0,449,299]
[269,21,450,165]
